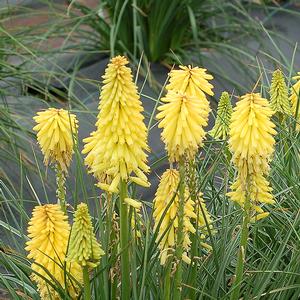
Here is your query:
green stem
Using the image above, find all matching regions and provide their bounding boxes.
[163,258,172,300]
[188,232,198,300]
[119,180,130,300]
[187,160,198,300]
[110,224,119,299]
[173,158,185,300]
[111,274,118,300]
[103,193,111,300]
[56,164,66,213]
[83,266,91,300]
[230,176,251,300]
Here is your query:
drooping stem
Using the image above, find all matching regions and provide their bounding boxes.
[119,180,130,300]
[173,157,185,300]
[230,175,251,300]
[83,266,91,300]
[56,164,66,213]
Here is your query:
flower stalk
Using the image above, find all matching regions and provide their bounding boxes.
[83,266,91,300]
[227,92,276,299]
[119,180,130,300]
[56,164,66,213]
[187,160,198,300]
[173,158,185,300]
[163,259,172,300]
[230,176,251,300]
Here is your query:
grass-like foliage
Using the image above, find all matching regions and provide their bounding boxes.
[66,0,280,63]
[1,56,300,299]
[0,1,300,300]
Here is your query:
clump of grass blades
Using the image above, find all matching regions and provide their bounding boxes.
[66,0,273,64]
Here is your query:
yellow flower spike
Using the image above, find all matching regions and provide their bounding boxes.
[33,108,78,172]
[166,65,214,102]
[228,92,276,296]
[157,91,210,162]
[270,69,291,115]
[229,93,277,179]
[153,169,197,265]
[210,91,233,139]
[289,72,300,130]
[67,203,105,268]
[228,92,276,222]
[25,204,82,299]
[82,56,150,189]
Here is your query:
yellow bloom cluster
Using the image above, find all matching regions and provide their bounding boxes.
[153,169,213,265]
[290,72,300,130]
[157,92,210,162]
[83,56,150,192]
[67,203,104,268]
[227,172,274,222]
[228,93,277,220]
[26,204,81,299]
[210,91,233,139]
[229,93,276,180]
[33,108,78,172]
[270,69,291,115]
[166,65,214,102]
[156,65,213,162]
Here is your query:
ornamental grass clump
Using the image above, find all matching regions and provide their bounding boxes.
[290,72,300,130]
[26,204,81,299]
[33,108,78,212]
[269,69,291,116]
[228,92,276,300]
[210,91,233,139]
